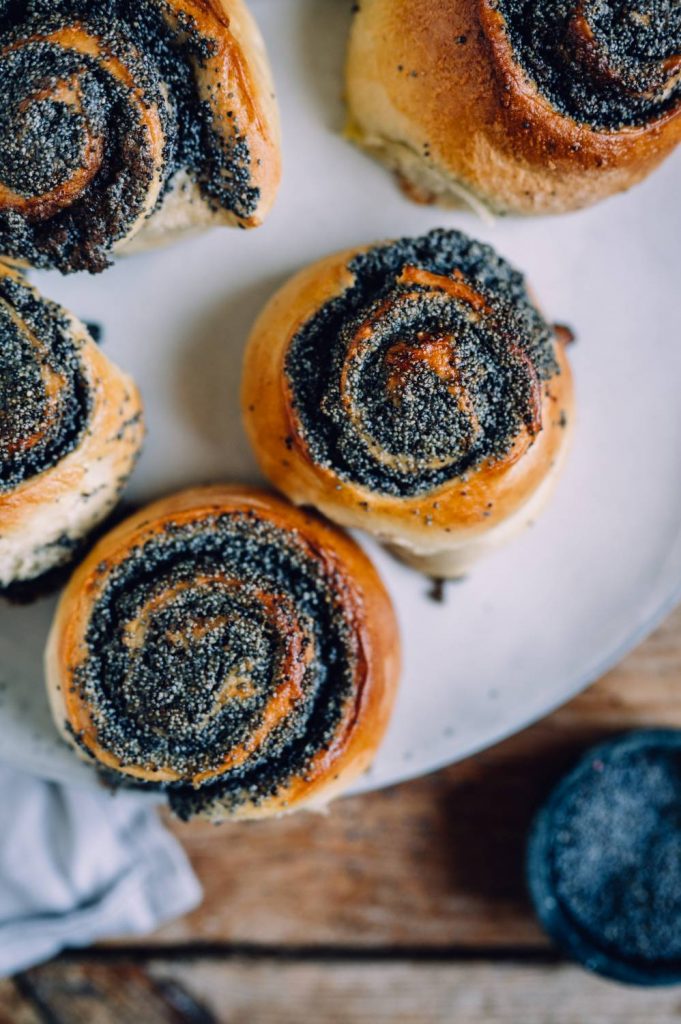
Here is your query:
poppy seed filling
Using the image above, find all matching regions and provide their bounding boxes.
[73,511,361,818]
[0,0,260,272]
[285,229,558,498]
[0,275,90,491]
[494,0,681,129]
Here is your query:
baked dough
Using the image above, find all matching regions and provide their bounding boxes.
[242,229,574,577]
[46,485,400,821]
[0,0,281,272]
[346,0,681,214]
[0,265,144,587]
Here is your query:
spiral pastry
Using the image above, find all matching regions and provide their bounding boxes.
[0,263,144,587]
[45,486,399,821]
[346,0,681,214]
[242,230,574,578]
[0,0,280,273]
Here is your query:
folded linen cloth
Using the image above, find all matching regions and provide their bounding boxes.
[0,766,202,976]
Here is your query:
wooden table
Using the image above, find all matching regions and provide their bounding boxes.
[4,606,681,1022]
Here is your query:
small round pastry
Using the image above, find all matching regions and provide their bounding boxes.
[0,264,144,588]
[45,485,399,821]
[345,0,681,214]
[0,0,280,273]
[242,229,574,578]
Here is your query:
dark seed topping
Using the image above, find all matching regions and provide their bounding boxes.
[494,0,681,129]
[285,229,558,498]
[0,0,260,273]
[530,733,681,975]
[0,274,90,490]
[73,510,362,818]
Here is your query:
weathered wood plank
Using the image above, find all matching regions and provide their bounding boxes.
[158,958,681,1024]
[142,605,681,949]
[0,980,42,1024]
[21,958,681,1024]
[19,962,212,1024]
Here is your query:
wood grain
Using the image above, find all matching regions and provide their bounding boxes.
[14,957,681,1024]
[0,980,41,1024]
[139,604,681,950]
[154,958,681,1024]
[8,602,681,1022]
[15,962,211,1024]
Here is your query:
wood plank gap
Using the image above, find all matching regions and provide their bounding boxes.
[58,944,564,965]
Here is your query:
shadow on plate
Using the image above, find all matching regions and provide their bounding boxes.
[295,0,354,134]
[173,271,290,486]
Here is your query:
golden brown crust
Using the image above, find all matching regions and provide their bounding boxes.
[0,0,281,271]
[0,22,167,246]
[211,0,281,226]
[45,485,400,821]
[242,242,574,577]
[0,264,144,586]
[345,0,681,214]
[130,0,281,245]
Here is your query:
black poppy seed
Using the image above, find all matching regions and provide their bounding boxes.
[541,735,681,966]
[428,577,447,603]
[285,229,558,498]
[74,510,362,817]
[84,322,103,344]
[0,1,260,273]
[496,0,681,129]
[0,276,91,491]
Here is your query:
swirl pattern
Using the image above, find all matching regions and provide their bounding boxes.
[493,0,681,128]
[284,230,558,498]
[0,270,90,490]
[54,490,390,819]
[0,0,271,272]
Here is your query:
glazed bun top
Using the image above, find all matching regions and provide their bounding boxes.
[284,229,560,499]
[48,487,398,820]
[0,267,90,492]
[490,0,681,129]
[0,0,279,272]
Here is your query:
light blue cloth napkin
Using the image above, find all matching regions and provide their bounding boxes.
[0,766,202,976]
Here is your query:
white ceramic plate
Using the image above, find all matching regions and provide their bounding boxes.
[1,0,681,795]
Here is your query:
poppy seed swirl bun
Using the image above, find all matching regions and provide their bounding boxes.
[345,0,681,214]
[0,0,280,273]
[0,263,143,588]
[242,230,574,578]
[45,486,400,821]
